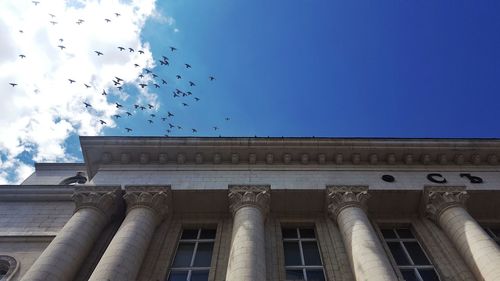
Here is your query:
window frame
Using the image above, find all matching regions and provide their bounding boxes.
[281,227,326,281]
[167,228,216,281]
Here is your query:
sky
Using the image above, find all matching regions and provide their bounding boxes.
[1,0,500,183]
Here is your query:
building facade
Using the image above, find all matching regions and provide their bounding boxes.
[1,136,500,281]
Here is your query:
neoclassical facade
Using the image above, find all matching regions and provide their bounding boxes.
[1,137,500,281]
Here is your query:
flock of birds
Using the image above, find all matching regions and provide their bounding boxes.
[8,1,231,136]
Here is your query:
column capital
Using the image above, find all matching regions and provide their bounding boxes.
[326,185,370,221]
[72,187,121,221]
[228,185,270,216]
[123,186,171,222]
[424,186,469,222]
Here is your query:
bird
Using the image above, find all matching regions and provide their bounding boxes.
[194,97,200,101]
[148,119,153,124]
[118,46,125,51]
[99,120,106,125]
[182,103,189,107]
[49,13,56,18]
[150,114,156,118]
[189,81,196,86]
[138,50,144,54]
[154,84,160,88]
[139,83,147,88]
[161,79,168,85]
[83,102,92,108]
[117,86,123,91]
[192,129,197,133]
[125,128,132,132]
[113,80,120,86]
[176,75,181,79]
[134,104,140,109]
[139,74,144,78]
[115,103,123,108]
[186,91,193,96]
[145,69,152,74]
[105,18,111,23]
[77,19,84,24]
[209,76,216,81]
[113,114,121,119]
[148,104,154,109]
[152,74,158,78]
[134,63,140,67]
[128,48,134,52]
[115,77,123,82]
[166,129,171,133]
[160,60,168,66]
[126,112,132,116]
[68,79,76,84]
[225,117,230,121]
[162,56,169,61]
[173,92,179,98]
[59,38,64,42]
[168,123,175,128]
[9,83,17,87]
[102,90,107,95]
[177,126,182,130]
[50,21,58,25]
[139,106,146,110]
[115,13,121,17]
[185,63,191,68]
[84,83,91,88]
[170,46,177,51]
[167,112,174,117]
[32,1,40,5]
[19,54,26,59]
[95,51,103,56]
[213,126,219,130]
[161,117,167,121]
[57,45,66,50]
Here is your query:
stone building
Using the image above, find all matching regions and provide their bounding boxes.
[1,136,500,281]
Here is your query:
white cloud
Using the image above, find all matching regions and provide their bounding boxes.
[0,0,162,183]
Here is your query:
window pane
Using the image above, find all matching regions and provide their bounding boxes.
[172,243,195,267]
[181,229,199,239]
[404,241,430,265]
[168,271,188,281]
[396,228,414,239]
[282,228,298,238]
[381,229,397,239]
[302,241,322,265]
[193,242,214,267]
[401,269,419,281]
[387,242,410,265]
[418,269,440,281]
[284,242,302,265]
[286,270,305,280]
[190,270,209,281]
[300,228,315,238]
[199,229,216,239]
[306,269,325,281]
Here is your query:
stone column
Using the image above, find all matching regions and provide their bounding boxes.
[89,186,170,281]
[21,187,120,281]
[425,187,500,281]
[226,185,270,281]
[327,186,398,281]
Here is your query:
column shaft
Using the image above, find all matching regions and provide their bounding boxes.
[21,208,107,281]
[88,208,157,281]
[439,206,500,281]
[337,206,398,281]
[226,206,266,281]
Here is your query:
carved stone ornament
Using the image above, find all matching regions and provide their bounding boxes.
[228,185,271,216]
[326,185,370,222]
[424,186,469,223]
[123,186,171,221]
[72,187,121,221]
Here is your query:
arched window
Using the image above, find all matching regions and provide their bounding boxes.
[59,172,88,185]
[0,255,18,281]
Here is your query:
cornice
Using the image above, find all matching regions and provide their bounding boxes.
[79,136,500,179]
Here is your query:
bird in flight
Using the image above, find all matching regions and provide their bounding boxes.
[113,80,120,86]
[148,104,154,109]
[168,123,175,128]
[177,126,182,130]
[125,128,132,132]
[9,83,17,87]
[194,97,200,101]
[83,102,92,108]
[161,79,168,85]
[32,1,40,5]
[115,77,123,82]
[113,114,121,119]
[19,54,26,59]
[68,79,76,84]
[189,81,196,86]
[185,63,191,68]
[161,117,167,121]
[138,74,144,78]
[167,112,174,117]
[170,46,177,51]
[95,51,103,56]
[115,103,123,108]
[186,91,193,96]
[77,19,84,25]
[173,92,179,98]
[145,69,152,74]
[148,119,153,124]
[138,50,144,54]
[129,48,134,52]
[213,126,219,130]
[134,104,140,109]
[176,75,181,79]
[126,112,132,116]
[139,106,146,110]
[160,60,169,66]
[118,46,125,51]
[50,21,58,25]
[154,83,160,88]
[99,120,107,125]
[150,114,156,118]
[209,76,216,81]
[225,117,230,121]
[182,103,189,107]
[57,45,66,50]
[134,63,140,67]
[84,83,91,88]
[139,83,147,88]
[49,13,56,18]
[152,73,158,78]
[105,18,111,23]
[192,129,197,133]
[102,90,107,95]
[115,13,121,17]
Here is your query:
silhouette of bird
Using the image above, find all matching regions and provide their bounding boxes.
[148,119,153,124]
[225,117,230,121]
[134,104,140,109]
[19,54,26,59]
[118,46,125,51]
[32,1,40,5]
[177,126,182,130]
[113,114,121,119]
[57,45,66,50]
[9,83,17,87]
[160,60,169,66]
[154,83,160,88]
[50,21,58,25]
[126,112,132,116]
[139,83,147,88]
[209,76,216,81]
[125,128,132,132]
[134,63,140,67]
[148,104,154,109]
[213,126,219,130]
[168,123,175,128]
[166,129,171,133]
[84,83,91,88]
[95,51,103,56]
[192,129,197,133]
[117,86,123,91]
[173,92,179,98]
[129,48,134,52]
[161,79,168,85]
[59,38,64,42]
[189,81,196,86]
[113,80,120,86]
[185,63,191,68]
[152,73,158,78]
[115,103,123,108]
[194,97,200,101]
[115,13,121,17]
[139,74,144,78]
[83,102,92,108]
[138,50,144,54]
[162,56,169,61]
[99,120,106,125]
[49,13,56,18]
[145,69,152,74]
[102,90,107,95]
[115,77,123,82]
[105,18,111,23]
[139,106,146,110]
[168,112,174,117]
[182,103,189,107]
[170,46,177,51]
[161,117,167,121]
[76,19,84,25]
[176,75,181,79]
[150,114,156,118]
[68,79,76,84]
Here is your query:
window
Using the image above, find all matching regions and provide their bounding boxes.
[381,228,440,281]
[483,227,500,246]
[167,228,216,281]
[282,227,325,281]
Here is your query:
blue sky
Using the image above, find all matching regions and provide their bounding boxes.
[1,0,500,183]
